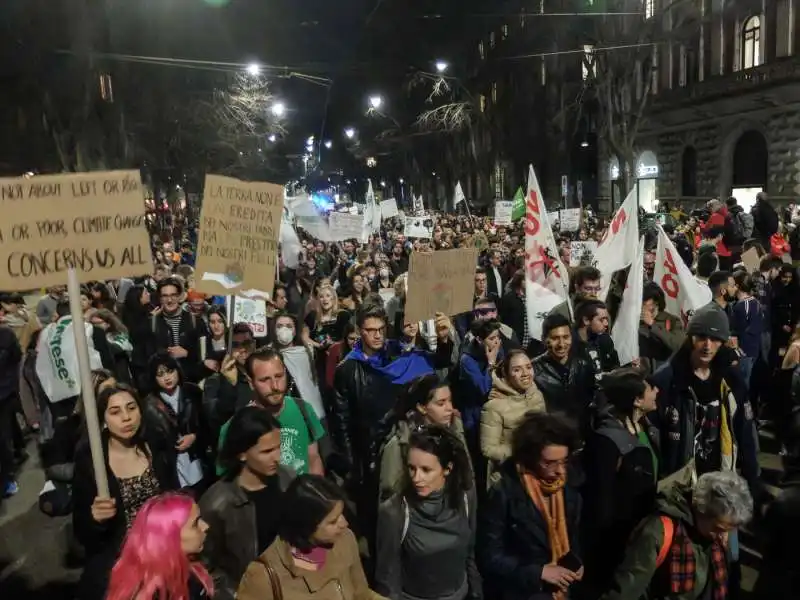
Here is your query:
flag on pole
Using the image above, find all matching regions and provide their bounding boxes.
[654,225,711,323]
[524,164,570,341]
[279,207,302,269]
[454,181,466,208]
[511,186,525,221]
[593,187,640,301]
[362,180,381,242]
[611,236,644,365]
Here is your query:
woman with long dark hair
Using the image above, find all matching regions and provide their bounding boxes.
[203,305,228,374]
[375,426,481,600]
[106,493,213,600]
[122,285,158,392]
[89,308,133,385]
[72,384,179,600]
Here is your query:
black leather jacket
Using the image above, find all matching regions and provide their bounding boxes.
[143,383,206,463]
[331,338,455,478]
[532,352,597,434]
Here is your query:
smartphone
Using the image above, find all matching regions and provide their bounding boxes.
[557,551,583,573]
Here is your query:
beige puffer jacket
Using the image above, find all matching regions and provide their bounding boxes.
[481,371,546,486]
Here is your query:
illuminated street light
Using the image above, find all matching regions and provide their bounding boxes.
[399,178,404,184]
[380,180,387,188]
[271,102,286,117]
[344,127,356,139]
[306,135,315,145]
[435,60,449,73]
[368,95,383,110]
[246,62,261,76]
[268,134,277,142]
[324,140,333,149]
[366,156,377,168]
[580,140,590,148]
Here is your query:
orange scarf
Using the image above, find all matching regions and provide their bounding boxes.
[519,467,570,600]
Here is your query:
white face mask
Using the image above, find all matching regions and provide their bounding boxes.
[380,268,390,278]
[276,326,295,345]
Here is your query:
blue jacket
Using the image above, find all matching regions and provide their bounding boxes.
[731,296,764,359]
[458,342,505,432]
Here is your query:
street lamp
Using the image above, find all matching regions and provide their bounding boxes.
[271,102,286,117]
[344,127,356,139]
[380,180,386,188]
[268,134,277,143]
[306,135,315,145]
[399,178,404,184]
[246,62,261,76]
[435,60,449,73]
[324,140,333,149]
[368,95,383,110]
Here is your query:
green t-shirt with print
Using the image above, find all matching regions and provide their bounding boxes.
[216,396,324,476]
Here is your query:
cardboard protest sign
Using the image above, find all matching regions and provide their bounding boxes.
[381,198,399,220]
[195,174,283,297]
[227,295,268,337]
[559,208,581,232]
[494,201,513,225]
[0,170,151,291]
[405,215,435,238]
[405,248,479,322]
[547,211,560,227]
[569,241,598,267]
[741,247,760,273]
[329,212,364,241]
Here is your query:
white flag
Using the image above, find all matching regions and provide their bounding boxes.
[454,181,466,208]
[361,180,381,242]
[593,187,640,301]
[654,225,710,322]
[611,236,644,365]
[279,207,302,269]
[524,164,570,341]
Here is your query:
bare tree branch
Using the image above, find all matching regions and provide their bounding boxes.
[414,102,473,132]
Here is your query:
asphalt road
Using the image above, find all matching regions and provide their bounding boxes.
[0,434,781,598]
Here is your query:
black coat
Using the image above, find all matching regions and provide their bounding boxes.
[151,311,205,383]
[581,410,659,594]
[331,338,455,478]
[498,291,526,344]
[478,461,582,600]
[143,383,207,464]
[532,352,597,435]
[72,434,179,600]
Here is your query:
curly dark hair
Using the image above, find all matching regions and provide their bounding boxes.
[512,412,579,472]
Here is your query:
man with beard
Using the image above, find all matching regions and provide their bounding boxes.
[573,299,620,379]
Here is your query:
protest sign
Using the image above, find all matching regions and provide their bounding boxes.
[569,241,598,267]
[559,208,581,232]
[741,247,760,273]
[405,215,435,238]
[405,248,479,322]
[329,212,364,241]
[227,295,269,337]
[0,170,151,291]
[380,198,399,220]
[195,174,283,297]
[494,201,513,225]
[547,211,560,227]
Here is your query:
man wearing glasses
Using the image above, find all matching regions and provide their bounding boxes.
[460,297,520,355]
[152,276,205,383]
[549,266,603,323]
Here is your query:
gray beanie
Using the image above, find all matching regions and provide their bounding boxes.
[687,303,730,342]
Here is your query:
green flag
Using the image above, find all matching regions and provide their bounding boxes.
[511,186,525,221]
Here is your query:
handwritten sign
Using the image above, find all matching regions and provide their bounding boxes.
[405,215,435,239]
[196,174,283,297]
[559,208,581,232]
[741,248,760,273]
[405,248,479,322]
[0,170,151,291]
[328,212,364,241]
[547,211,560,228]
[569,241,598,267]
[494,201,513,225]
[228,296,268,337]
[380,198,399,220]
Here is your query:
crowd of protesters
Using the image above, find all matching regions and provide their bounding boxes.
[0,191,800,599]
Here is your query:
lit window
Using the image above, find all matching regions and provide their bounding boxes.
[494,163,506,199]
[490,31,496,49]
[502,24,509,39]
[478,40,485,60]
[480,94,486,112]
[582,45,595,80]
[742,16,762,69]
[644,0,654,19]
[491,82,498,103]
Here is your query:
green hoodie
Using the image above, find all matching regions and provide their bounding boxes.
[600,483,715,600]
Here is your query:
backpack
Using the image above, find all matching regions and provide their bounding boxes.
[736,212,754,240]
[725,214,745,247]
[655,515,674,569]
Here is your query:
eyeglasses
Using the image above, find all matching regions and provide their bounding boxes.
[474,307,497,316]
[160,293,180,300]
[362,326,385,336]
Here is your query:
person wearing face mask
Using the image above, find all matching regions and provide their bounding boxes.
[72,385,179,600]
[649,304,762,515]
[375,426,481,600]
[481,350,546,487]
[600,472,753,600]
[573,300,621,378]
[377,375,470,502]
[373,263,395,292]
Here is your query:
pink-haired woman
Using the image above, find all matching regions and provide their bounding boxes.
[106,492,214,600]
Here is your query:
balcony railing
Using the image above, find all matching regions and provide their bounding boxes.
[651,55,800,108]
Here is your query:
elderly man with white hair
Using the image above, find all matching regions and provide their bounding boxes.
[600,471,753,600]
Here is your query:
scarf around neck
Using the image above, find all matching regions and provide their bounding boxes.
[345,339,435,385]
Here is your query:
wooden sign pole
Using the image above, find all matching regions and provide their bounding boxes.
[67,268,110,498]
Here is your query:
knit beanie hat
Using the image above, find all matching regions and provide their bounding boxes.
[687,303,730,342]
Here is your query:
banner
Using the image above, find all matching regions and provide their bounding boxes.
[559,208,581,232]
[361,180,381,242]
[405,248,479,322]
[412,194,425,215]
[0,171,151,291]
[593,187,640,301]
[380,198,399,220]
[524,164,570,340]
[228,295,269,338]
[279,208,302,269]
[196,174,283,297]
[329,212,364,241]
[405,215,435,239]
[511,186,525,222]
[547,211,560,227]
[35,317,103,403]
[611,237,644,365]
[494,201,513,226]
[654,225,711,322]
[569,241,598,267]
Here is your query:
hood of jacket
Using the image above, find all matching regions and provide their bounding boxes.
[655,481,695,527]
[593,407,640,456]
[488,370,545,406]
